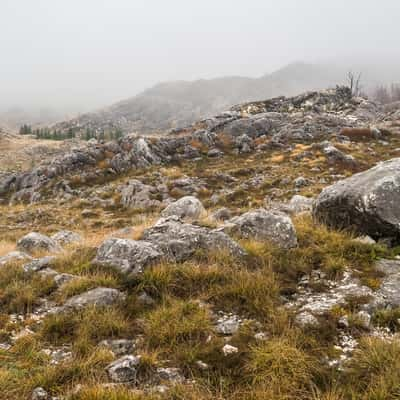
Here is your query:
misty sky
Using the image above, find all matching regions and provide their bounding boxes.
[1,0,399,111]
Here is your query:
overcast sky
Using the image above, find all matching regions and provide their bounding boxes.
[1,0,399,111]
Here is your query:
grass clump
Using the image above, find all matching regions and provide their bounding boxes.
[246,336,317,398]
[343,337,400,398]
[0,266,56,314]
[144,299,212,349]
[372,307,400,332]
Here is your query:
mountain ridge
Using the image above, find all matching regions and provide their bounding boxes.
[48,62,347,137]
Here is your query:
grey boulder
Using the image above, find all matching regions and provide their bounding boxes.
[142,216,245,262]
[62,287,125,311]
[23,256,56,272]
[161,196,205,221]
[120,179,161,209]
[94,238,162,275]
[17,232,61,254]
[313,158,400,241]
[51,230,82,246]
[223,209,297,249]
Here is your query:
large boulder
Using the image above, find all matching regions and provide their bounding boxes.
[17,232,61,254]
[94,238,162,275]
[223,209,297,249]
[161,196,206,221]
[120,179,161,209]
[62,287,125,311]
[313,158,400,241]
[51,230,82,246]
[142,216,245,262]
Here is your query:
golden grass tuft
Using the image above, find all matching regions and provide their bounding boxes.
[144,299,212,349]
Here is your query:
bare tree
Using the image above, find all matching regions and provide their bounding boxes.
[347,71,362,97]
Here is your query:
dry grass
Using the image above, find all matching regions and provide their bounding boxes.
[0,239,15,256]
[3,134,400,399]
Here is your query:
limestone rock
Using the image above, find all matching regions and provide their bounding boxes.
[94,238,162,275]
[161,196,206,221]
[106,355,141,383]
[51,230,82,246]
[314,158,400,241]
[0,251,32,267]
[17,232,61,254]
[223,209,297,249]
[142,216,245,262]
[120,179,161,209]
[63,287,125,311]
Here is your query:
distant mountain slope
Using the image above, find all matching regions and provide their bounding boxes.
[50,62,346,136]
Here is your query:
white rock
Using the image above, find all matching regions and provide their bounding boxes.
[222,344,239,356]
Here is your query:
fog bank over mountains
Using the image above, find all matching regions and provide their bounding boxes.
[3,60,400,132]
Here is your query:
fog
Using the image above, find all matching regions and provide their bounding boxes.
[1,0,400,112]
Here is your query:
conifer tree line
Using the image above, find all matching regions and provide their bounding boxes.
[19,124,124,141]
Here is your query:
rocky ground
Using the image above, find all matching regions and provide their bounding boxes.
[2,87,400,399]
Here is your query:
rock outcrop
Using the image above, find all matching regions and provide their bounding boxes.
[0,87,384,204]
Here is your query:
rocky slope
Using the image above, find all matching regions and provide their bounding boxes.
[1,86,392,204]
[2,87,400,399]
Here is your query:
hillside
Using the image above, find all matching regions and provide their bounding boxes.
[49,62,345,137]
[3,87,400,399]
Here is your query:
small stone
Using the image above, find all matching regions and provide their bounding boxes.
[156,367,184,383]
[294,176,309,188]
[354,236,376,245]
[207,148,224,158]
[215,314,241,335]
[254,332,268,341]
[195,360,209,370]
[356,311,371,329]
[99,339,136,356]
[31,387,49,400]
[106,355,141,383]
[338,315,349,328]
[222,344,239,356]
